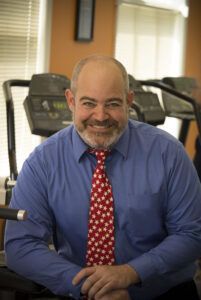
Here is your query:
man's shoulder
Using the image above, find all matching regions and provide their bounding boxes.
[28,125,74,162]
[128,119,180,145]
[128,120,184,158]
[43,125,73,147]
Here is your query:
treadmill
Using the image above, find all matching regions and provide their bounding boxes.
[129,74,165,126]
[3,73,71,182]
[159,76,201,181]
[138,77,201,145]
[161,76,198,145]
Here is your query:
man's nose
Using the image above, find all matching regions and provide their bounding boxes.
[93,105,109,121]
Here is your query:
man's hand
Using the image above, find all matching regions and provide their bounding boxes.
[72,264,140,299]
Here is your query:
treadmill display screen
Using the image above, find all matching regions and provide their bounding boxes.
[52,101,67,111]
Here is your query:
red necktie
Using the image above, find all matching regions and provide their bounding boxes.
[86,149,115,267]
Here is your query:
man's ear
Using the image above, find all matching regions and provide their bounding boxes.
[127,90,134,107]
[65,89,75,112]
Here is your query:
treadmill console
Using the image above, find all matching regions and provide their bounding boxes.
[134,91,165,126]
[24,73,72,137]
[163,77,197,95]
[129,74,165,125]
[162,77,196,120]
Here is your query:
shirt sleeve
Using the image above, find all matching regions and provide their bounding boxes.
[4,149,82,299]
[128,142,201,283]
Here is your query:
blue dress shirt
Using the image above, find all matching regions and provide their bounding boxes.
[5,120,201,299]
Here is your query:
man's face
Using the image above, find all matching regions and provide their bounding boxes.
[66,61,133,149]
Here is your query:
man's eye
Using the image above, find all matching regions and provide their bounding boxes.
[82,101,95,108]
[106,102,122,108]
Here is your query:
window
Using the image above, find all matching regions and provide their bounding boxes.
[115,1,188,137]
[0,0,52,177]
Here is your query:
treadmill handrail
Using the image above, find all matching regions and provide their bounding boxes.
[0,207,27,221]
[139,80,201,141]
[3,79,30,180]
[131,102,145,122]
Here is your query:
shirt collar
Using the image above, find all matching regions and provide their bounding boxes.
[72,127,88,162]
[112,122,130,159]
[72,121,131,162]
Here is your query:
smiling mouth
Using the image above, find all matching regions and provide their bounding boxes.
[85,120,117,129]
[88,124,113,132]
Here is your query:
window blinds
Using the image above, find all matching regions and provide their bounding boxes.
[115,4,186,79]
[115,3,187,137]
[0,0,41,177]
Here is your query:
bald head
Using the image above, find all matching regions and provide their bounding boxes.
[70,55,129,95]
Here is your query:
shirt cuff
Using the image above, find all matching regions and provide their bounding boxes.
[56,265,84,299]
[127,253,157,283]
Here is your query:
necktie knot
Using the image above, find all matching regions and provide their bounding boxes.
[88,149,110,163]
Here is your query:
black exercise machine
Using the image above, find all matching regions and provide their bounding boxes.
[137,76,201,180]
[138,77,201,144]
[161,76,198,145]
[160,76,201,180]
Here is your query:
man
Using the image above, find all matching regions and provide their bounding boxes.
[5,55,201,300]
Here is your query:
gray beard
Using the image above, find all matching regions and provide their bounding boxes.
[75,126,125,149]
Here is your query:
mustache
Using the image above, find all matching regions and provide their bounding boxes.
[84,119,118,127]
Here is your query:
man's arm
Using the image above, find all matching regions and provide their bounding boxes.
[5,157,82,298]
[127,142,201,286]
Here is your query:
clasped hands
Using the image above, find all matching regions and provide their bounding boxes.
[72,264,139,300]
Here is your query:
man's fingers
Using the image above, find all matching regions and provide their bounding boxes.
[72,267,96,285]
[81,274,99,295]
[85,277,106,299]
[94,282,114,299]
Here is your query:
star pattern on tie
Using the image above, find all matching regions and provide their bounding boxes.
[86,149,115,267]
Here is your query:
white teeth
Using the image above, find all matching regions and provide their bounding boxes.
[92,125,106,128]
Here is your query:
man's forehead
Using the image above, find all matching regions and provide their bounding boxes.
[78,64,123,87]
[81,59,119,73]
